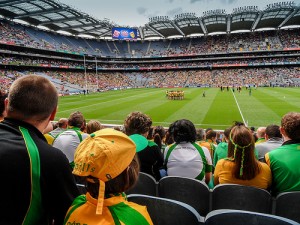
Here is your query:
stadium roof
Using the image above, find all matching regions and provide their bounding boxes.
[0,0,299,40]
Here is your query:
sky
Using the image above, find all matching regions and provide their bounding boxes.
[58,0,300,27]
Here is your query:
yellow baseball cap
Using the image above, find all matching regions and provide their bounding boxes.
[73,128,136,214]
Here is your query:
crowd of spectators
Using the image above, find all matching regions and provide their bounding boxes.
[0,22,54,50]
[1,20,300,57]
[0,53,299,71]
[0,66,299,93]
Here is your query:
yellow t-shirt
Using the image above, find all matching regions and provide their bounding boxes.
[64,193,153,225]
[214,159,272,190]
[44,133,54,145]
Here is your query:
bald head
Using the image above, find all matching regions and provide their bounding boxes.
[256,127,266,139]
[57,118,68,129]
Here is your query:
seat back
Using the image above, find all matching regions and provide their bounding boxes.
[158,176,210,216]
[275,192,300,223]
[212,184,272,213]
[126,172,157,196]
[205,209,300,225]
[127,194,204,225]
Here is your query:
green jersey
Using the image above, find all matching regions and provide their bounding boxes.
[266,143,300,195]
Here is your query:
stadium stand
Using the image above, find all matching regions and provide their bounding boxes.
[0,1,299,223]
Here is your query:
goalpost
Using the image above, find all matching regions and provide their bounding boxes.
[87,84,99,93]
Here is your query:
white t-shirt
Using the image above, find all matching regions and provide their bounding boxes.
[53,130,88,163]
[164,142,212,181]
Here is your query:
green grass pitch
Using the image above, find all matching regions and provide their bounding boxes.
[56,87,300,130]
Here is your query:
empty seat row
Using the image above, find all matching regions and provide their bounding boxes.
[125,172,300,223]
[127,194,300,225]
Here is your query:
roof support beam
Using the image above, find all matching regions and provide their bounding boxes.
[171,21,185,36]
[227,15,231,33]
[139,27,144,39]
[145,24,165,38]
[198,18,207,34]
[251,12,263,31]
[279,9,298,28]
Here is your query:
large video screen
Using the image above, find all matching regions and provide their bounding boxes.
[112,27,138,40]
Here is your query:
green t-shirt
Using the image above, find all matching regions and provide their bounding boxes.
[266,143,300,195]
[213,142,228,167]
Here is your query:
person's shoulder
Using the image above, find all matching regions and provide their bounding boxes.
[126,201,152,221]
[216,158,232,167]
[259,161,272,176]
[44,133,54,145]
[200,145,209,152]
[268,145,285,156]
[259,161,271,169]
[147,140,158,147]
[40,141,69,160]
[81,132,89,138]
[217,142,228,148]
[216,158,226,164]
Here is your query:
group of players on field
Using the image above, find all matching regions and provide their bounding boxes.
[166,90,184,100]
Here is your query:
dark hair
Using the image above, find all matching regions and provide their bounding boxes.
[147,126,154,140]
[7,75,58,120]
[165,130,174,145]
[265,124,282,139]
[233,121,245,126]
[87,155,140,196]
[113,126,121,131]
[223,127,231,139]
[0,90,7,117]
[169,119,196,143]
[281,112,300,140]
[227,125,261,180]
[153,126,166,149]
[81,119,86,132]
[68,111,85,128]
[205,128,213,134]
[124,111,152,136]
[206,130,217,140]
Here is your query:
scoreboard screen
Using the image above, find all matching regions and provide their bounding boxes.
[112,27,137,40]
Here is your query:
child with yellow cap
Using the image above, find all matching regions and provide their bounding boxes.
[64,128,153,225]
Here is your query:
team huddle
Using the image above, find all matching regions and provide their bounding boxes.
[166,90,185,100]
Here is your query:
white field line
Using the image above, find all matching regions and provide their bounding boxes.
[231,89,247,126]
